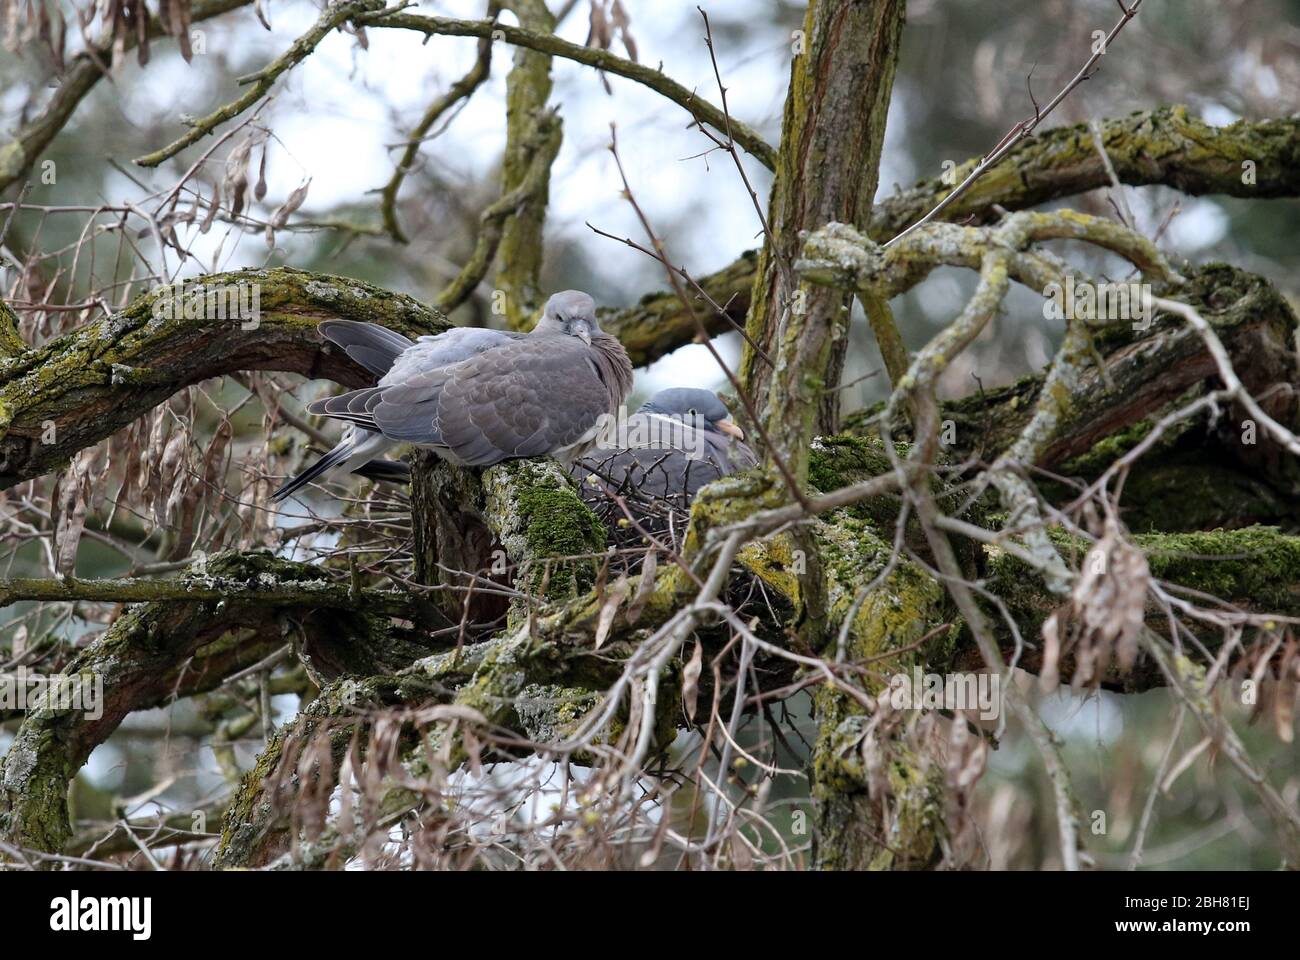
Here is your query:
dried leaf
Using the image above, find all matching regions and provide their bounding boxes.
[19,0,35,45]
[51,7,65,72]
[625,547,657,624]
[154,429,188,527]
[203,419,232,490]
[209,230,227,272]
[223,135,254,218]
[175,0,193,62]
[682,639,703,723]
[1059,516,1150,688]
[462,726,484,779]
[255,143,268,201]
[199,178,220,234]
[594,574,629,650]
[336,731,360,836]
[611,0,636,61]
[1274,639,1296,743]
[52,448,95,577]
[266,177,310,247]
[271,178,310,226]
[3,0,19,51]
[1039,610,1061,693]
[135,0,149,67]
[584,0,607,50]
[1275,678,1295,744]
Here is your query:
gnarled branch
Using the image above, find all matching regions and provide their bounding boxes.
[0,266,447,488]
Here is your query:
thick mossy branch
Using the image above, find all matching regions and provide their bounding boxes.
[979,524,1300,686]
[494,0,559,329]
[0,266,447,488]
[868,106,1300,237]
[824,246,1299,496]
[808,435,986,566]
[686,449,1300,694]
[1104,457,1299,532]
[1141,526,1300,610]
[0,301,25,358]
[598,250,757,367]
[0,551,422,856]
[741,0,905,445]
[409,454,607,624]
[610,108,1300,371]
[481,458,607,605]
[811,539,947,871]
[0,572,426,618]
[990,263,1294,480]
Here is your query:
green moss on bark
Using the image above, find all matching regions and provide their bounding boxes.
[483,458,607,602]
[809,527,947,871]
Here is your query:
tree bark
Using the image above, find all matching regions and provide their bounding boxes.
[741,0,905,455]
[495,0,559,329]
[0,552,429,856]
[0,267,447,489]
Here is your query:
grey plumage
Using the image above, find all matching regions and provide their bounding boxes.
[572,387,757,530]
[316,319,417,378]
[272,291,631,502]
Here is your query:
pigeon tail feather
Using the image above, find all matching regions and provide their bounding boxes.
[270,441,354,502]
[271,428,394,502]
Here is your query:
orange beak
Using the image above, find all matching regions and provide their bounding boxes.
[715,418,745,441]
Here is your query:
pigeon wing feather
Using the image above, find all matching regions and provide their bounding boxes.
[374,335,614,464]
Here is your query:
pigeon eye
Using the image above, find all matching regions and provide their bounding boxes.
[687,408,697,417]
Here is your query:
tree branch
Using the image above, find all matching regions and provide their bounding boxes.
[740,0,906,447]
[0,572,424,620]
[0,0,254,192]
[379,8,498,244]
[870,107,1300,239]
[359,10,778,171]
[133,0,387,168]
[491,0,561,328]
[0,266,447,488]
[0,552,430,855]
[596,108,1300,370]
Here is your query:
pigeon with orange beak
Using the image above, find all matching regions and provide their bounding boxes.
[571,387,757,526]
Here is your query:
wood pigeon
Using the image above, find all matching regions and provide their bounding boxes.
[571,387,757,528]
[272,291,633,502]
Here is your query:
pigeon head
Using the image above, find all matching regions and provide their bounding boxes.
[536,290,599,345]
[639,388,745,440]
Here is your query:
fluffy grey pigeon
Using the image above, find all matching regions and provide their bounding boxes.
[571,387,757,526]
[272,291,632,502]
